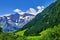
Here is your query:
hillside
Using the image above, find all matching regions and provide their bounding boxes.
[0,0,60,40]
[16,0,60,36]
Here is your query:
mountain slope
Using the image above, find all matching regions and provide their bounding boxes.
[17,0,60,36]
[0,13,35,32]
[1,0,60,40]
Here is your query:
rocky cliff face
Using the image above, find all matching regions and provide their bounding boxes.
[0,13,35,32]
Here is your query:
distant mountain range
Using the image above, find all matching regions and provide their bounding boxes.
[0,13,35,32]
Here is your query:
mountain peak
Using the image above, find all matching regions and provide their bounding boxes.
[0,12,35,32]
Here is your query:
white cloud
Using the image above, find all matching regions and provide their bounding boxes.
[37,6,44,10]
[13,9,25,15]
[13,9,21,13]
[26,8,37,15]
[0,6,44,17]
[29,8,36,13]
[41,6,45,9]
[26,6,44,15]
[0,14,11,17]
[37,6,44,14]
[37,6,42,10]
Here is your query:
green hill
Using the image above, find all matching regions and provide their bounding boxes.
[0,0,60,40]
[16,0,60,36]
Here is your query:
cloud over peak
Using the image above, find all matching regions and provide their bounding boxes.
[27,6,45,15]
[37,6,44,10]
[0,6,44,17]
[37,6,44,14]
[13,9,25,15]
[26,8,37,15]
[13,9,21,13]
[13,6,44,15]
[0,14,11,17]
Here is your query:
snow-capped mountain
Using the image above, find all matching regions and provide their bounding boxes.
[0,13,35,32]
[0,6,44,32]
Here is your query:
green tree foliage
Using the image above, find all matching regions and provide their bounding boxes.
[27,24,60,40]
[0,33,16,40]
[0,27,2,33]
[39,24,60,40]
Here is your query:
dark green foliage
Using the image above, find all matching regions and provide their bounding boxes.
[0,33,16,40]
[0,27,2,33]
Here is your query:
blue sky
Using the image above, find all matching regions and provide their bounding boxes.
[0,0,56,15]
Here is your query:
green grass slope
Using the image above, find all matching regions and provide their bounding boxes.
[15,24,60,40]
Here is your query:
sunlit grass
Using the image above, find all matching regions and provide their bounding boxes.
[15,29,26,36]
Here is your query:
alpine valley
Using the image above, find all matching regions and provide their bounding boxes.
[0,0,60,40]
